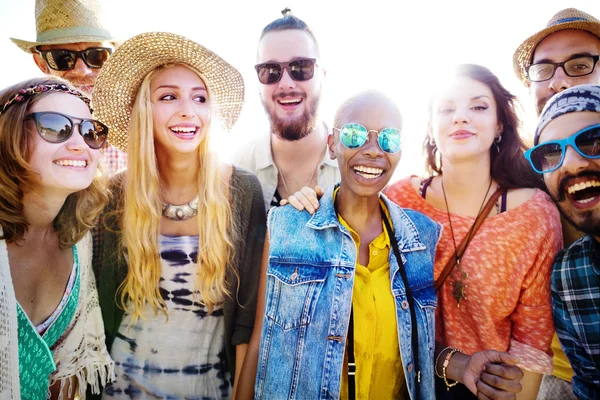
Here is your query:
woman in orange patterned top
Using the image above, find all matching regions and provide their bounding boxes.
[384,64,562,399]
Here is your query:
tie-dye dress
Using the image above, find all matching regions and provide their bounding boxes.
[103,234,230,399]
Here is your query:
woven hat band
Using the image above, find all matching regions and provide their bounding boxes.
[550,16,588,26]
[37,27,113,42]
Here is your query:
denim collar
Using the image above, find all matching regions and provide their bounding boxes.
[307,187,426,253]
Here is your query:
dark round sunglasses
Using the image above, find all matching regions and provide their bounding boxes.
[25,112,109,149]
[525,124,600,173]
[36,47,112,71]
[254,58,316,84]
[334,123,402,154]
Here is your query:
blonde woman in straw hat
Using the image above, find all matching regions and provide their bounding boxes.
[0,76,113,399]
[11,0,127,176]
[91,32,266,399]
[513,8,600,399]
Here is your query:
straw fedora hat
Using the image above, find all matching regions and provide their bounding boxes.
[513,8,600,83]
[92,32,245,152]
[10,0,115,53]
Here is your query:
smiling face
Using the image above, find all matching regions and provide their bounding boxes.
[26,92,100,196]
[529,30,600,115]
[33,42,114,95]
[329,93,402,199]
[257,29,324,140]
[430,76,502,166]
[539,111,600,236]
[150,64,211,156]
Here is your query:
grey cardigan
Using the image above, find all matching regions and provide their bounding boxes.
[94,166,266,384]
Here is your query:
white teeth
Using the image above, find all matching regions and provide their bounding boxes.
[354,165,383,176]
[171,127,197,134]
[279,99,301,104]
[567,180,600,194]
[54,159,87,167]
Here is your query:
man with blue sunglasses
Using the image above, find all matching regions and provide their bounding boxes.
[526,85,600,400]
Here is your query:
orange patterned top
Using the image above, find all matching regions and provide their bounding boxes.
[385,177,563,374]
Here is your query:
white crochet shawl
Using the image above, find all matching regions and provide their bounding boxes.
[0,230,114,399]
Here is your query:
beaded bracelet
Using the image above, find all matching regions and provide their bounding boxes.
[442,348,461,390]
[435,346,453,378]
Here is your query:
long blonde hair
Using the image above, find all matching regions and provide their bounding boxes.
[0,77,107,248]
[118,64,236,322]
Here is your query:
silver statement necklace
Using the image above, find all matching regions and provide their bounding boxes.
[161,195,200,221]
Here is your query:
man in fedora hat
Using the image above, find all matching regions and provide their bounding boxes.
[514,8,600,399]
[233,10,340,210]
[525,85,600,400]
[11,0,126,176]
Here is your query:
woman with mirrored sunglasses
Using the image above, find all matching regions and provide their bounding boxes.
[0,76,113,399]
[285,65,563,400]
[385,64,562,399]
[237,91,441,400]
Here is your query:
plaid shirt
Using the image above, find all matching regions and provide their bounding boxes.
[103,144,127,176]
[552,235,600,400]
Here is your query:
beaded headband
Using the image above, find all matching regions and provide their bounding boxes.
[0,84,92,117]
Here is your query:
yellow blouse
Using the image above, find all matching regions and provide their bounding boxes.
[336,195,407,399]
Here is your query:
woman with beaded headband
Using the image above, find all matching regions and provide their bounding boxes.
[0,76,113,399]
[91,32,266,399]
[288,64,563,399]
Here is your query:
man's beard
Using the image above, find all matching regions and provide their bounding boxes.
[264,91,321,141]
[548,171,600,237]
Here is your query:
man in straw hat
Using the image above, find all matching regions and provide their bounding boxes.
[234,9,340,210]
[525,84,600,400]
[11,0,126,176]
[513,9,600,399]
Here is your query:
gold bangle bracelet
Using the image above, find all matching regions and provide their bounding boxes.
[442,348,461,390]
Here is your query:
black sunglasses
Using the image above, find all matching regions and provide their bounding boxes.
[36,47,113,71]
[25,112,108,149]
[525,124,600,173]
[254,58,317,84]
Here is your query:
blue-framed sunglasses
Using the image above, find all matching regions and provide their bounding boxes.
[525,124,600,174]
[333,123,402,154]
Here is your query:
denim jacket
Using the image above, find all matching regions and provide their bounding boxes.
[255,189,441,399]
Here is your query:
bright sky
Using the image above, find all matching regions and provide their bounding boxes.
[1,0,599,179]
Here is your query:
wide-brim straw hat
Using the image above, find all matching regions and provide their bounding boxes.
[10,0,116,53]
[513,8,600,83]
[92,32,244,152]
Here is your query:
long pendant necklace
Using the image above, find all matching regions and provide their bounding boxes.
[441,177,493,307]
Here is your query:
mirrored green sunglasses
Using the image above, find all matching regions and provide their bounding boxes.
[334,123,401,153]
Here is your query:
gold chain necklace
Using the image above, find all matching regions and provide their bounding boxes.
[441,177,492,307]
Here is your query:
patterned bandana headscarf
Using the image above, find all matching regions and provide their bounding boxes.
[535,84,600,145]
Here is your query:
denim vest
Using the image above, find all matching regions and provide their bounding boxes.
[255,189,441,399]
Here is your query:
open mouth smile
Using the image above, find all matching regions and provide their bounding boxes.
[170,126,199,138]
[353,165,384,179]
[54,159,88,168]
[564,177,600,207]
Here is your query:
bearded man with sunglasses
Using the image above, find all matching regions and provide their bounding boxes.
[513,9,600,399]
[525,85,600,400]
[234,10,340,210]
[11,0,126,176]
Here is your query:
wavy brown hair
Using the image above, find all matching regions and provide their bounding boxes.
[0,76,108,248]
[423,64,542,189]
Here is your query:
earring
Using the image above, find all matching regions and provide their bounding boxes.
[494,135,501,153]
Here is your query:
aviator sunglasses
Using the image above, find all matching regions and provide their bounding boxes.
[334,123,402,154]
[25,112,109,149]
[254,58,316,84]
[36,47,112,71]
[525,124,600,173]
